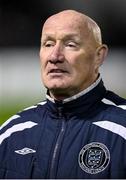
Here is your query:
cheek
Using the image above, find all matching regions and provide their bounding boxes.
[73,58,95,80]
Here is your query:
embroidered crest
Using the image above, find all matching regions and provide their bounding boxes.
[78,142,110,174]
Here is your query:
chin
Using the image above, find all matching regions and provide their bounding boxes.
[45,79,67,89]
[48,85,66,90]
[46,83,68,91]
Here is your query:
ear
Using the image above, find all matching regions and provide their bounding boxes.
[95,44,108,67]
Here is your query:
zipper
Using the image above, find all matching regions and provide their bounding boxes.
[48,107,66,178]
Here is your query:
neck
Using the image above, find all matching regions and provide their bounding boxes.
[49,90,73,101]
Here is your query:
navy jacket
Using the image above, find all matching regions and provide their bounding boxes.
[0,77,126,179]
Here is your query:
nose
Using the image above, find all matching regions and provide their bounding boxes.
[48,43,64,64]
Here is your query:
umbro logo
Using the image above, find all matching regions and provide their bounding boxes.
[15,147,36,155]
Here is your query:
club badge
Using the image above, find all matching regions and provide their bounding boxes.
[78,142,110,174]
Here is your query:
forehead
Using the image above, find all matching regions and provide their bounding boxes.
[42,13,89,39]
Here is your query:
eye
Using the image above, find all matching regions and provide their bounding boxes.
[65,41,79,50]
[67,42,76,47]
[43,41,55,47]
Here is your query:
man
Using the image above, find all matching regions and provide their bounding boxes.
[0,10,126,179]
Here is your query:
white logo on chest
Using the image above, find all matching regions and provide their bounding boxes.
[15,147,36,155]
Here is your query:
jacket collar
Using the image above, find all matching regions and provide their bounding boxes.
[47,76,101,104]
[46,76,106,118]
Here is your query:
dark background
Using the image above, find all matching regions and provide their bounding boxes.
[0,0,126,48]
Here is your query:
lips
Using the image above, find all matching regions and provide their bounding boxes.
[48,68,67,74]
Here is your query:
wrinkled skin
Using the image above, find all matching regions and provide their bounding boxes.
[40,10,108,100]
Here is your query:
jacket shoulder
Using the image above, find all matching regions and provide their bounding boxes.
[0,100,47,139]
[92,91,126,141]
[102,90,126,115]
[104,90,126,106]
[97,90,126,128]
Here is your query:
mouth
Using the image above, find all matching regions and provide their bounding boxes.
[48,69,68,74]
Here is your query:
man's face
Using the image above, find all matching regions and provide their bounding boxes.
[40,12,100,98]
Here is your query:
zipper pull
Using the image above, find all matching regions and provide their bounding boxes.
[55,100,64,118]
